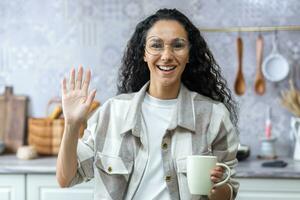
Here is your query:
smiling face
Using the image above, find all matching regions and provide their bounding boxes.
[144,20,190,93]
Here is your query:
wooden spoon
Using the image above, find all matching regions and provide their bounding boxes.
[234,37,246,96]
[254,34,266,95]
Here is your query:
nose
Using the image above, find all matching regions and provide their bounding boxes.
[160,46,174,61]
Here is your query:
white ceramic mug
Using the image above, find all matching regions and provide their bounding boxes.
[187,155,231,195]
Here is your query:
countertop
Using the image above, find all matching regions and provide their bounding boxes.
[0,154,56,174]
[1,154,300,178]
[236,158,300,179]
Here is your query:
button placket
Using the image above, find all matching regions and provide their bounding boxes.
[161,134,170,150]
[165,175,171,182]
[107,166,112,173]
[162,142,168,150]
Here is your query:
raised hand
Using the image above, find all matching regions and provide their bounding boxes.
[61,66,96,126]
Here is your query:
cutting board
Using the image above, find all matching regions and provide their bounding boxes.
[0,87,28,153]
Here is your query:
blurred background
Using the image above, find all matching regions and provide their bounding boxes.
[1,0,299,157]
[1,1,300,200]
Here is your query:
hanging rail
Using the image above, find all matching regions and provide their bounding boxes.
[198,25,300,32]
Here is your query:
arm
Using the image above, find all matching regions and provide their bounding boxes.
[56,66,96,187]
[208,103,239,200]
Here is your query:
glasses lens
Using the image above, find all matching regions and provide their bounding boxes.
[145,38,163,55]
[145,37,189,56]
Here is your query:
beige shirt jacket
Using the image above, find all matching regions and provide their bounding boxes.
[68,82,240,200]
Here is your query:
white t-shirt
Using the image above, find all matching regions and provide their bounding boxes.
[133,93,177,200]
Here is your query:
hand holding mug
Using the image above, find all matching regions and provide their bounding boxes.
[210,166,225,194]
[187,155,231,196]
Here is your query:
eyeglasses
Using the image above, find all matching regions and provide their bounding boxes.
[145,36,190,56]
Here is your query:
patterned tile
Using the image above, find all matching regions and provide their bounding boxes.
[0,0,299,157]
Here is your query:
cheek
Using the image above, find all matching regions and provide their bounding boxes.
[144,54,158,66]
[180,55,189,66]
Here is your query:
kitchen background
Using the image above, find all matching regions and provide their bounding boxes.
[0,0,299,158]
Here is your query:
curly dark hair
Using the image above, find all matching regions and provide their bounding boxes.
[117,8,238,126]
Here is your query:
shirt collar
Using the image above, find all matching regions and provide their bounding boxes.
[167,83,196,132]
[120,81,196,137]
[120,82,149,137]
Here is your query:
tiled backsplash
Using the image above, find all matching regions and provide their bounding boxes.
[0,0,299,157]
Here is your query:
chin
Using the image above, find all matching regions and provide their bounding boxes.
[159,78,180,87]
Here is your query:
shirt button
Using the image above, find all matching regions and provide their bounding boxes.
[162,143,168,150]
[165,175,171,182]
[107,166,112,173]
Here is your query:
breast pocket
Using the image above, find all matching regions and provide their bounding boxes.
[95,152,133,175]
[95,152,134,198]
[176,157,191,199]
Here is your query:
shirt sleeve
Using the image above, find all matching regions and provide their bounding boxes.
[208,103,240,200]
[68,109,100,187]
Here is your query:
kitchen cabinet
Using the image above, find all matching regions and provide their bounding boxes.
[27,174,94,200]
[0,174,93,200]
[1,174,300,200]
[236,178,300,200]
[2,155,300,199]
[0,174,25,200]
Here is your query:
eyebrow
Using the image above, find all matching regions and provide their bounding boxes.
[147,37,188,43]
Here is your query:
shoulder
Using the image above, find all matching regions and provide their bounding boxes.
[99,92,136,108]
[191,91,232,129]
[87,92,137,129]
[191,92,228,115]
[90,92,137,121]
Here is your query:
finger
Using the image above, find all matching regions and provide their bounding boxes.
[213,167,224,172]
[211,170,223,178]
[61,77,67,95]
[210,167,224,175]
[75,65,83,90]
[82,68,91,93]
[211,187,216,194]
[69,67,75,90]
[215,166,224,172]
[211,176,220,183]
[85,89,97,105]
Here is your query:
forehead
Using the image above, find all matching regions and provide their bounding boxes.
[146,20,188,41]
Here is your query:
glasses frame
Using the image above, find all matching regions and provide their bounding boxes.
[144,36,191,56]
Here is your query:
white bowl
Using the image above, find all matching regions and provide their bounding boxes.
[262,53,289,82]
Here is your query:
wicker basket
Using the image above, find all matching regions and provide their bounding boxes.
[28,118,64,155]
[27,98,100,155]
[28,98,64,155]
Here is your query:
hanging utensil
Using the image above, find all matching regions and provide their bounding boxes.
[234,36,246,96]
[290,44,300,89]
[254,33,266,95]
[262,31,289,82]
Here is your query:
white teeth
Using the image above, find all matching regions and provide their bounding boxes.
[157,65,176,71]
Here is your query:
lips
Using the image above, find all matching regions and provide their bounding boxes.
[157,65,176,72]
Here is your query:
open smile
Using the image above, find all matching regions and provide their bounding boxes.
[156,65,176,72]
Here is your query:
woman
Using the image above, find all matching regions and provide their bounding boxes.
[56,8,239,200]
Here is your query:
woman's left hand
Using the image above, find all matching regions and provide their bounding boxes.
[209,166,232,200]
[210,166,224,194]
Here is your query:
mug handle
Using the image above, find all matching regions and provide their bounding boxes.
[213,163,231,187]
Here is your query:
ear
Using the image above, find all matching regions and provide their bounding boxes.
[144,54,147,62]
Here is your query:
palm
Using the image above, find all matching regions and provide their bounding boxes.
[61,67,96,125]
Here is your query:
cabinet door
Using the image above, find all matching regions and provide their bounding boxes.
[27,174,94,200]
[237,178,300,200]
[0,174,25,200]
